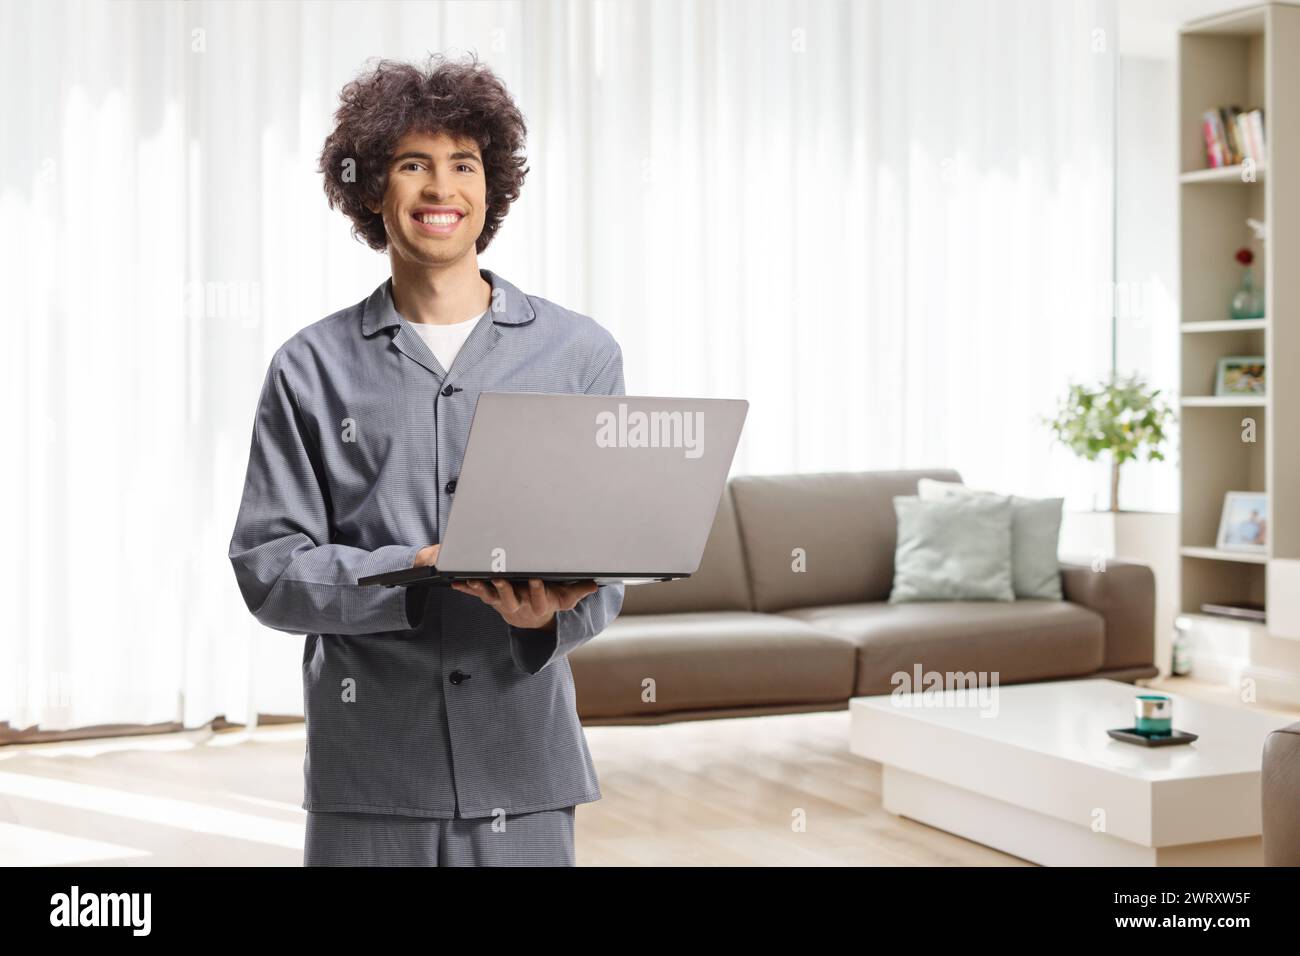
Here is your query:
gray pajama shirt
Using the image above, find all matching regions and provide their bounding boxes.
[228,269,625,859]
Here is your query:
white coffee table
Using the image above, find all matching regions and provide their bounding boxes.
[849,679,1293,866]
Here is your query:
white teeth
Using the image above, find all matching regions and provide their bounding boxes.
[418,213,459,225]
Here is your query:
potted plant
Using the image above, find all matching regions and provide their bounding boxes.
[1047,375,1179,676]
[1046,374,1175,512]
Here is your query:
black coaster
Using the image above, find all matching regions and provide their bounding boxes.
[1106,726,1199,747]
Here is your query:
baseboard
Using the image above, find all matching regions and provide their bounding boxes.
[1188,653,1251,687]
[1241,663,1300,708]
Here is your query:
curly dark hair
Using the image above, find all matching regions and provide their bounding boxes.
[319,53,529,254]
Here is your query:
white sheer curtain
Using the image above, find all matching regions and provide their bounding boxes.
[0,0,1115,735]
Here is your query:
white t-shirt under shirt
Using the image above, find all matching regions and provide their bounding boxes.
[405,309,488,373]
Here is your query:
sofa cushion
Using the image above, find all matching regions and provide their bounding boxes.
[917,477,1064,600]
[780,600,1105,695]
[730,469,962,613]
[620,485,753,615]
[889,494,1015,602]
[570,611,857,718]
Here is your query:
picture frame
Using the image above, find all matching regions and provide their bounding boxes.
[1214,355,1266,396]
[1216,491,1268,553]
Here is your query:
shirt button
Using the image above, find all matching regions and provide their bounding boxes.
[448,670,470,685]
[445,478,457,494]
[441,384,454,397]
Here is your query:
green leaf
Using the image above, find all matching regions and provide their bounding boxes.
[1046,373,1175,478]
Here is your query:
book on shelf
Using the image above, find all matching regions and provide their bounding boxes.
[1201,106,1266,168]
[1199,601,1267,623]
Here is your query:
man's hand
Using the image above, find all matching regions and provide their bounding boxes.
[451,578,598,631]
[412,543,597,629]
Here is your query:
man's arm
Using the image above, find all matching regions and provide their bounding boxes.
[228,353,428,636]
[506,342,627,675]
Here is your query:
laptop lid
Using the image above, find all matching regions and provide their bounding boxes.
[435,392,748,578]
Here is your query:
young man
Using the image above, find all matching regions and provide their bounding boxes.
[228,55,625,866]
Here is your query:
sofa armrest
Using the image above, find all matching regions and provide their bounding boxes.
[1059,558,1155,671]
[1263,722,1300,866]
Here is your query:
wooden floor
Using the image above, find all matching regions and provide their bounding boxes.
[5,676,1290,866]
[0,708,1023,867]
[579,709,1023,865]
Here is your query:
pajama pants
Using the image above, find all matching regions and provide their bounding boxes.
[303,806,576,867]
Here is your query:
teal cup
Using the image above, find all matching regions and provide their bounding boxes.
[1135,694,1172,735]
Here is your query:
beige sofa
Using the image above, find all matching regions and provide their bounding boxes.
[572,469,1158,724]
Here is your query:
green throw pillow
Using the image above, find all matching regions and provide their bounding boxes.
[889,495,1015,603]
[917,478,1064,600]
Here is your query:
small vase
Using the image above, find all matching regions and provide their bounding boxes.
[1230,268,1265,320]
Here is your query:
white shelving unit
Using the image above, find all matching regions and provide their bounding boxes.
[1181,318,1267,333]
[1177,4,1300,642]
[1180,396,1266,407]
[1179,163,1267,184]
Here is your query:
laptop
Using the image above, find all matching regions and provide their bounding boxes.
[358,391,749,588]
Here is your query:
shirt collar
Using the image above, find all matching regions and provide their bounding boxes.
[361,268,535,336]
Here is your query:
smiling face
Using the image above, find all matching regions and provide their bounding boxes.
[372,129,487,269]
